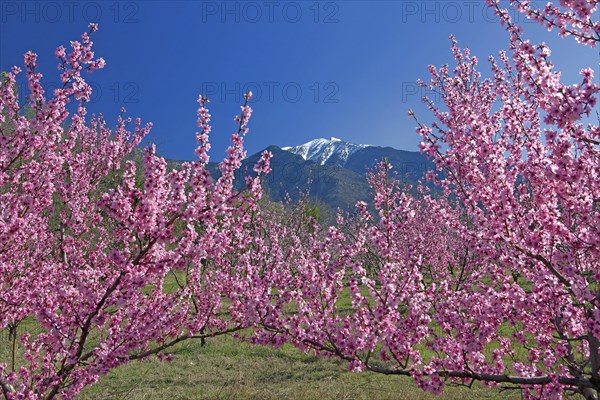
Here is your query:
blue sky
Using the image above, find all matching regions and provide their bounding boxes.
[1,1,598,160]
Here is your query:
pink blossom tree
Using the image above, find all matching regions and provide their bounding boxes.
[1,0,598,398]
[251,163,476,393]
[0,25,274,399]
[251,0,600,398]
[412,0,599,396]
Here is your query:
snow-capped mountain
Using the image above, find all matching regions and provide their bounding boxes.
[161,137,433,211]
[282,137,369,166]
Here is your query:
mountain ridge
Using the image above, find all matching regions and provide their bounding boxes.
[161,137,434,211]
[281,137,369,166]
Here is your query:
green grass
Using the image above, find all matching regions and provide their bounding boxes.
[78,336,521,400]
[0,281,549,399]
[0,312,540,400]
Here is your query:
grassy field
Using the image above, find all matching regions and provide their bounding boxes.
[0,285,531,400]
[78,335,521,400]
[0,282,532,399]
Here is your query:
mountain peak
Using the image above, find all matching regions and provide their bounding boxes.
[282,137,369,166]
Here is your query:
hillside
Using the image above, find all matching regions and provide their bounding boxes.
[134,138,434,211]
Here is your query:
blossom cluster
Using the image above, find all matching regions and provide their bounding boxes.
[1,1,598,398]
[0,25,272,399]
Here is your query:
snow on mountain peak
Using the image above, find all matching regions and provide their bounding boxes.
[282,137,369,165]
